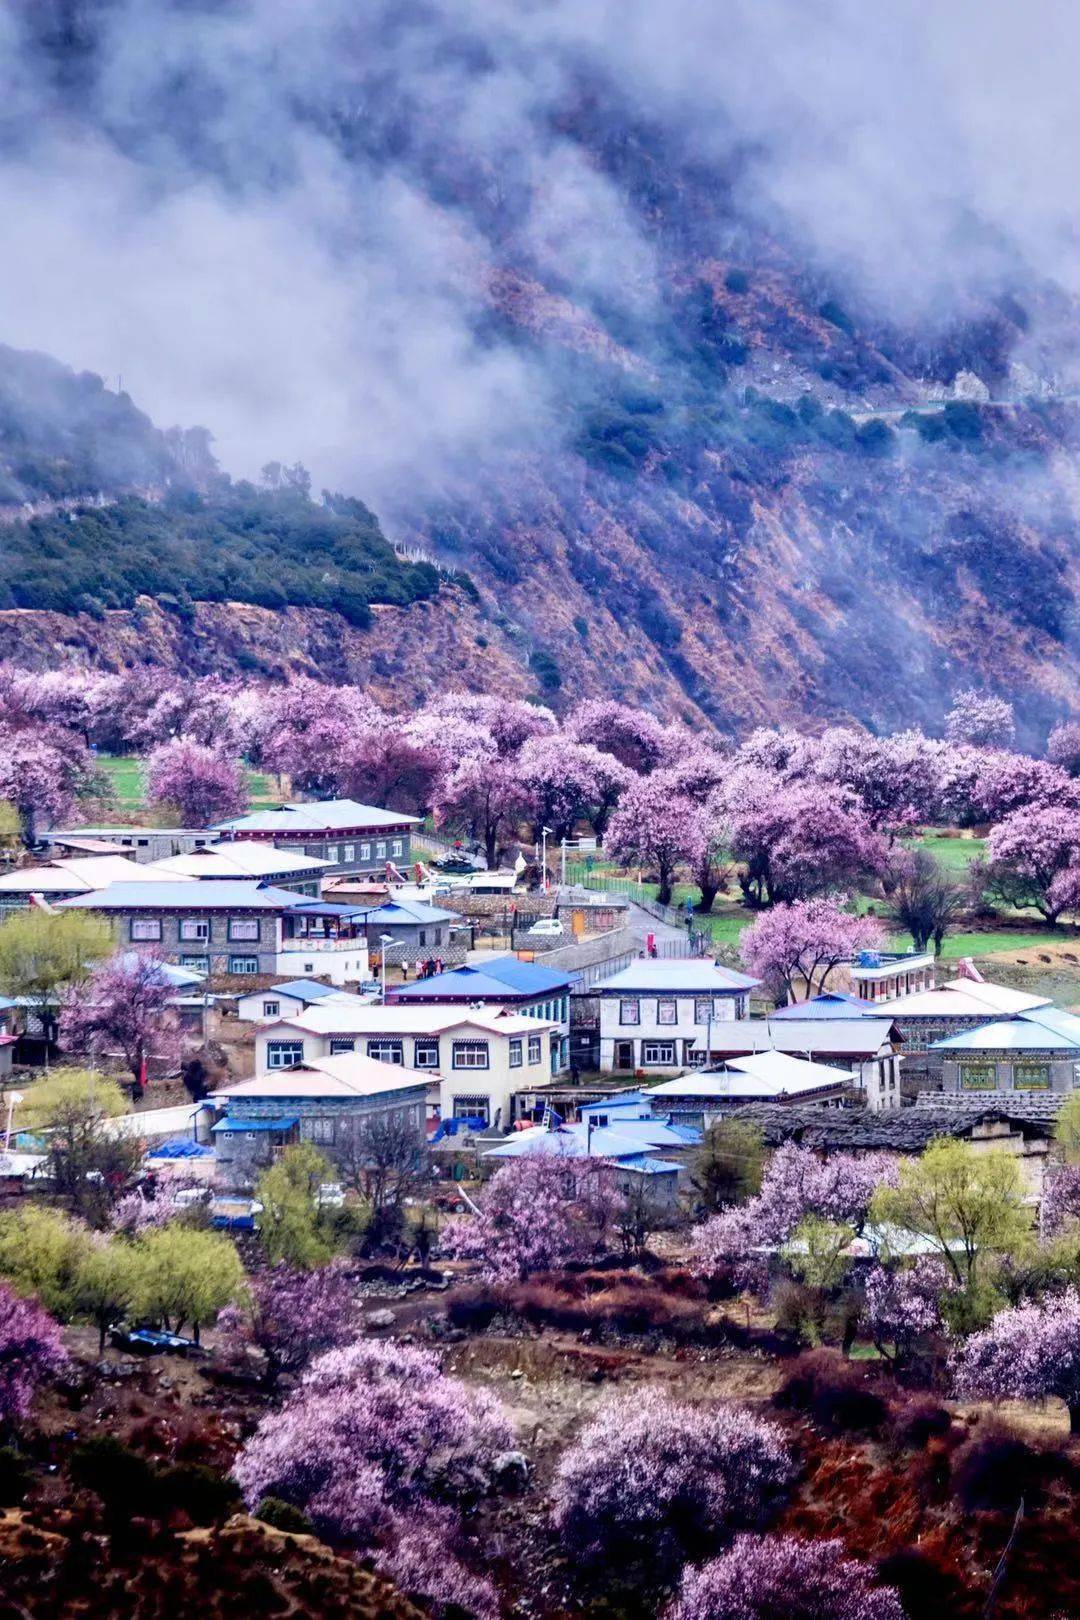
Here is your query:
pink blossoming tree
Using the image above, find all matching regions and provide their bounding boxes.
[0,1280,68,1430]
[434,755,528,868]
[233,1337,511,1618]
[605,773,705,904]
[145,738,248,827]
[1047,720,1080,778]
[739,898,884,1003]
[61,951,185,1097]
[440,1152,623,1281]
[0,722,106,844]
[954,1288,1080,1431]
[980,805,1080,923]
[221,1260,360,1388]
[565,699,672,774]
[668,1534,905,1620]
[720,775,887,908]
[551,1389,795,1575]
[945,690,1016,750]
[861,1258,954,1362]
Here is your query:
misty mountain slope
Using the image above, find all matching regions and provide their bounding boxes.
[2,2,1079,738]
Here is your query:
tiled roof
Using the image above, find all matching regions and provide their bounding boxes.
[728,1100,1058,1149]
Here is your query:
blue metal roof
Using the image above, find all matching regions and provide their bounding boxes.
[266,980,343,1004]
[212,1115,300,1133]
[361,900,459,925]
[770,992,879,1020]
[391,956,570,1001]
[213,799,420,833]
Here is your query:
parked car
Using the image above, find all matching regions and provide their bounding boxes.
[109,1325,200,1356]
[526,918,564,937]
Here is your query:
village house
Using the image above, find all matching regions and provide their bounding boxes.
[235,979,374,1023]
[251,1003,560,1131]
[934,1006,1080,1099]
[149,843,332,895]
[212,799,421,877]
[356,898,472,968]
[388,956,572,1072]
[842,949,936,1003]
[480,1117,690,1207]
[876,975,1053,1083]
[730,1097,1059,1201]
[46,827,220,863]
[211,1051,427,1188]
[691,1017,904,1112]
[590,959,760,1076]
[57,881,370,984]
[0,855,192,912]
[641,1050,853,1125]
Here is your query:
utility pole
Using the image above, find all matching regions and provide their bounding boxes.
[541,827,552,894]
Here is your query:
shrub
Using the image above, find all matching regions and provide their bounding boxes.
[69,1437,157,1515]
[256,1495,316,1535]
[890,1397,953,1451]
[158,1461,242,1525]
[950,1424,1068,1514]
[774,1350,888,1435]
[0,1444,30,1506]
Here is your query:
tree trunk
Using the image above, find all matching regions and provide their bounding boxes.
[485,825,498,869]
[696,879,720,914]
[657,864,673,907]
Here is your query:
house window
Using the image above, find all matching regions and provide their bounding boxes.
[305,1117,336,1145]
[180,918,210,942]
[591,1113,609,1128]
[527,1034,542,1064]
[959,1064,997,1091]
[130,918,162,942]
[229,956,259,975]
[229,918,260,942]
[642,1041,676,1066]
[367,1039,404,1064]
[344,844,355,862]
[360,843,371,862]
[1014,1062,1051,1090]
[685,1042,707,1067]
[419,930,427,947]
[392,839,403,858]
[452,1041,490,1070]
[414,1039,440,1068]
[267,1040,303,1068]
[619,999,640,1026]
[179,955,208,973]
[327,845,339,863]
[262,1001,281,1018]
[693,998,714,1025]
[509,1038,523,1068]
[329,1038,356,1055]
[452,1095,490,1124]
[376,841,386,860]
[656,998,678,1026]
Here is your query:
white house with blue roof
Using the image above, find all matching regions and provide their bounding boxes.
[388,955,572,1071]
[591,959,759,1075]
[481,1117,693,1205]
[235,979,375,1023]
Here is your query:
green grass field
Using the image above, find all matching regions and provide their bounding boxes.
[94,755,278,823]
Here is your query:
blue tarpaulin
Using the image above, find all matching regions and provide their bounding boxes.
[148,1138,213,1158]
[212,1116,299,1134]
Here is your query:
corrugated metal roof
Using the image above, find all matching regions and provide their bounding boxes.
[770,992,879,1020]
[933,1018,1080,1052]
[591,960,760,994]
[390,956,570,1000]
[691,1019,896,1056]
[59,881,311,911]
[214,799,421,833]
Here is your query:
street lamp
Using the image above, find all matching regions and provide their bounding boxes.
[379,934,394,1004]
[3,1090,24,1152]
[541,827,552,894]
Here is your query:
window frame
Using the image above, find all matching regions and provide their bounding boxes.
[262,1001,281,1018]
[619,998,641,1026]
[179,917,211,943]
[267,1040,304,1069]
[508,1037,523,1068]
[452,1040,490,1070]
[228,917,260,942]
[642,1040,676,1067]
[130,917,162,942]
[366,1038,405,1065]
[656,997,678,1026]
[413,1039,440,1069]
[228,955,259,975]
[693,997,714,1025]
[527,1034,542,1064]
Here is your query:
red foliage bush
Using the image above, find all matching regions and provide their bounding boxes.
[774,1350,888,1435]
[889,1397,953,1452]
[950,1423,1072,1514]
